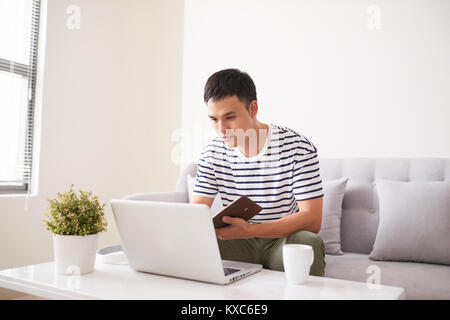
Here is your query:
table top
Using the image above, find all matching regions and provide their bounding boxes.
[0,261,405,300]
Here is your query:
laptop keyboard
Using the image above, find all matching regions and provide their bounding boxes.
[224,267,240,276]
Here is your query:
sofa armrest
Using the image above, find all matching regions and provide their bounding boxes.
[121,191,187,203]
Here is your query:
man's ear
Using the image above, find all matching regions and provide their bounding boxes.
[248,100,258,118]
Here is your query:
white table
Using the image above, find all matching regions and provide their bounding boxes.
[0,261,405,300]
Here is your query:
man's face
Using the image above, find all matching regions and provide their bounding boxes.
[207,95,254,148]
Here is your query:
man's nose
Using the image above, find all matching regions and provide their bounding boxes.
[218,121,228,135]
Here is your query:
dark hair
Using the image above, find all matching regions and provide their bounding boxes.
[203,68,257,109]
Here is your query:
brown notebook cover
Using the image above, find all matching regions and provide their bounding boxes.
[212,195,262,228]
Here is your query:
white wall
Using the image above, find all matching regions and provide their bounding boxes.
[181,0,450,161]
[0,0,184,274]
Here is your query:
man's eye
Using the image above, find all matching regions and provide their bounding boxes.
[226,116,235,120]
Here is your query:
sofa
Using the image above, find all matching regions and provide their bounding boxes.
[123,158,450,300]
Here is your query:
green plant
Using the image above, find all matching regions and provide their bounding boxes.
[43,184,108,236]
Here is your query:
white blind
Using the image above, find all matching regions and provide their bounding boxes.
[0,0,40,194]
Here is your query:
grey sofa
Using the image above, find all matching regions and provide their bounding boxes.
[124,158,450,300]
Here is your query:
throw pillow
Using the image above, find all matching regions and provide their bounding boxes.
[370,179,450,265]
[318,177,349,255]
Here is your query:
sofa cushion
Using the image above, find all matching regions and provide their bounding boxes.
[370,180,450,265]
[325,253,450,299]
[318,177,348,255]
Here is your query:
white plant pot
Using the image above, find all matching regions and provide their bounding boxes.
[53,233,98,275]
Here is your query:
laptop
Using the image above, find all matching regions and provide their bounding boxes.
[109,199,262,285]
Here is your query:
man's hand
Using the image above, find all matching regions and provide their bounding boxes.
[215,216,252,240]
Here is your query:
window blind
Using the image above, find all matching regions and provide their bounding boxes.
[0,0,41,194]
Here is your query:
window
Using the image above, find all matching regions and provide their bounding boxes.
[0,0,41,194]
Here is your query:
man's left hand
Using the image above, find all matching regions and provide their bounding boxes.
[215,216,252,240]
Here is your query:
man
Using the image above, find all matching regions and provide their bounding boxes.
[190,68,325,276]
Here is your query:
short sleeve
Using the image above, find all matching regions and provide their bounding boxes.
[292,151,324,201]
[192,150,219,198]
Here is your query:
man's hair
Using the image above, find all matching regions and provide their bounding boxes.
[203,68,257,109]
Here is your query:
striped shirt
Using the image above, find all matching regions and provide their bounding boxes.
[193,123,324,223]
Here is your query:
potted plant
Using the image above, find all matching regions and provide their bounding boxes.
[43,184,108,275]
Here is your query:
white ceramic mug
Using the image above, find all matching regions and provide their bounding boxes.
[283,244,314,285]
